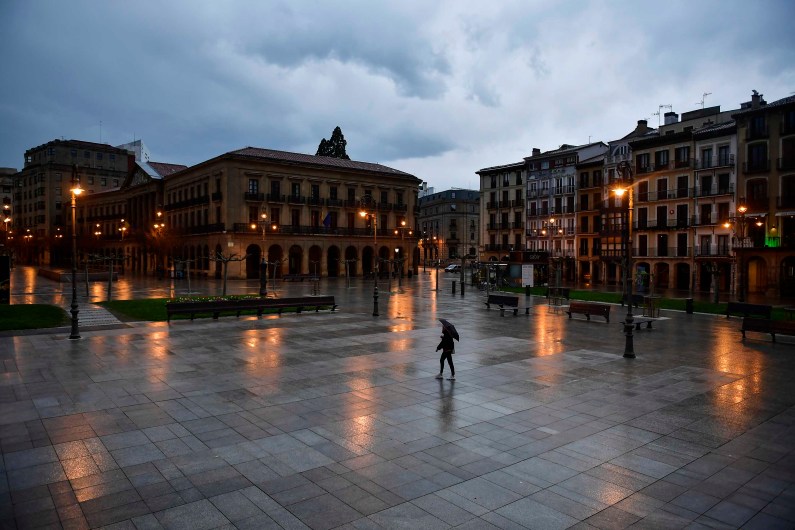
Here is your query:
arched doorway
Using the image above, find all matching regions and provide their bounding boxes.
[245,244,261,279]
[345,246,358,277]
[268,244,284,279]
[782,256,795,297]
[288,245,303,275]
[327,246,340,277]
[308,245,322,277]
[654,263,670,289]
[675,263,690,291]
[635,262,651,293]
[747,256,766,294]
[378,246,390,278]
[362,246,374,277]
[214,244,223,278]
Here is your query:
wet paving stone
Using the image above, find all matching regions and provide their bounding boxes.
[1,275,794,528]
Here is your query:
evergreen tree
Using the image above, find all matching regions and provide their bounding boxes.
[315,126,350,160]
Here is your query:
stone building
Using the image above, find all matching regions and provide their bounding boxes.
[417,188,479,266]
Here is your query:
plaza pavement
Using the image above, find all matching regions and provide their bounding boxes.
[1,269,794,529]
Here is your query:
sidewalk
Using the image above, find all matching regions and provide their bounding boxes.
[1,269,793,529]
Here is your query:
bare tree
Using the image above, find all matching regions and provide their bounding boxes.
[210,251,248,296]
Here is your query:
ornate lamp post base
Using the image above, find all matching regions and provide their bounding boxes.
[372,285,379,316]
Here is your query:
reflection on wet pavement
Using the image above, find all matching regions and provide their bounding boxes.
[0,266,794,528]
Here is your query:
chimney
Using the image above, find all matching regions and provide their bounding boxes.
[636,120,648,134]
[532,148,541,156]
[664,112,678,125]
[751,90,762,109]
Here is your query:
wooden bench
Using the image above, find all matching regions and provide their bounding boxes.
[726,302,772,319]
[166,296,337,323]
[740,318,795,342]
[566,301,610,322]
[484,294,529,316]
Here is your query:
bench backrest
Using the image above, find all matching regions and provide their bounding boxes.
[487,295,518,306]
[727,302,772,317]
[569,301,610,315]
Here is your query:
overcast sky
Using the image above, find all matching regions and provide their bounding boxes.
[2,1,794,190]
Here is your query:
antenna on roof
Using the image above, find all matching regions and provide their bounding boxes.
[696,92,712,109]
[99,121,102,143]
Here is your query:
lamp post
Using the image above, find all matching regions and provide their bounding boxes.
[69,166,83,340]
[614,161,634,358]
[257,211,268,296]
[359,197,378,316]
[736,204,748,302]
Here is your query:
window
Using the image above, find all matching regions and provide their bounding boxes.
[96,153,103,160]
[291,209,300,226]
[291,183,300,198]
[248,179,258,194]
[655,150,669,168]
[580,194,589,210]
[100,178,107,186]
[311,184,320,199]
[593,170,602,186]
[675,146,690,166]
[329,186,338,200]
[718,145,730,166]
[87,176,94,185]
[701,148,713,168]
[70,149,77,157]
[750,115,766,137]
[271,180,281,198]
[380,190,388,204]
[347,187,356,202]
[676,175,688,198]
[502,173,509,186]
[636,153,650,171]
[109,154,115,161]
[516,171,522,185]
[396,192,403,205]
[84,151,90,158]
[747,143,768,171]
[113,179,119,187]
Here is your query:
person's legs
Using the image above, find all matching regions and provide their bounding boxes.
[436,352,445,378]
[444,352,455,379]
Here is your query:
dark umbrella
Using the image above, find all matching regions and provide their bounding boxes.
[438,318,460,341]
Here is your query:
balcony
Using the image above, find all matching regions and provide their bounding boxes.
[694,245,731,258]
[528,208,550,218]
[186,223,225,234]
[634,246,691,258]
[694,183,734,197]
[307,196,324,206]
[633,218,690,230]
[778,195,795,209]
[512,221,524,229]
[287,195,305,205]
[511,199,524,208]
[266,193,286,203]
[743,160,770,173]
[394,203,408,212]
[486,201,499,209]
[637,188,691,201]
[674,158,693,169]
[244,192,264,202]
[777,157,795,171]
[326,198,343,207]
[696,155,735,169]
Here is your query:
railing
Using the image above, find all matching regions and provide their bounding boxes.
[633,219,691,230]
[186,223,225,234]
[674,158,693,169]
[634,246,691,258]
[326,198,343,207]
[267,193,286,203]
[743,160,770,173]
[694,245,731,257]
[287,195,305,204]
[512,221,524,229]
[211,192,222,201]
[244,192,264,201]
[636,188,691,201]
[394,204,408,212]
[696,155,734,169]
[307,196,323,206]
[528,208,550,217]
[694,184,734,197]
[512,199,524,208]
[486,201,499,209]
[163,196,210,211]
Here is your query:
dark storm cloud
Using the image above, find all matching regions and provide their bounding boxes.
[1,0,793,190]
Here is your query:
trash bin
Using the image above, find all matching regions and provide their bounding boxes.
[525,285,531,296]
[685,298,694,314]
[452,281,456,295]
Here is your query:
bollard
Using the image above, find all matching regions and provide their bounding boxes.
[685,298,693,314]
[525,285,531,296]
[373,286,379,316]
[460,282,465,297]
[452,281,456,295]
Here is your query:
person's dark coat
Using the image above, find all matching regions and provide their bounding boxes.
[436,330,455,354]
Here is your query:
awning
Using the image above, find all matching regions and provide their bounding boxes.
[775,211,795,216]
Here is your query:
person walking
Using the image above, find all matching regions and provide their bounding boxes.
[435,327,455,380]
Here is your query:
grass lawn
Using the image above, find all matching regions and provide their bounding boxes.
[99,297,308,322]
[0,304,69,331]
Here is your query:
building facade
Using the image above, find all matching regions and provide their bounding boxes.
[733,92,795,296]
[476,162,525,262]
[417,188,479,266]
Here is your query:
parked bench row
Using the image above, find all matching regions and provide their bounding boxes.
[166,296,337,322]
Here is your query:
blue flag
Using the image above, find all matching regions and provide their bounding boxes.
[323,212,331,228]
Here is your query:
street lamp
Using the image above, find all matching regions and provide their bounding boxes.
[258,211,268,296]
[736,203,748,302]
[69,166,83,340]
[614,161,634,358]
